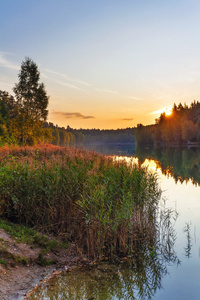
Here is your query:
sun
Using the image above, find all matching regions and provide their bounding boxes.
[152,107,173,117]
[165,107,172,116]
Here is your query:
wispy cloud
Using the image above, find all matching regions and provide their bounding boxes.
[40,72,49,79]
[128,96,142,101]
[0,52,19,70]
[121,118,134,121]
[150,107,172,115]
[0,75,13,86]
[150,110,163,115]
[42,69,120,94]
[0,81,13,89]
[43,69,90,87]
[156,94,172,100]
[54,80,83,90]
[52,111,95,119]
[95,88,118,94]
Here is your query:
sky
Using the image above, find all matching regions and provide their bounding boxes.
[1,0,200,129]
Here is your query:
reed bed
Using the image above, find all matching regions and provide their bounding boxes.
[0,144,160,258]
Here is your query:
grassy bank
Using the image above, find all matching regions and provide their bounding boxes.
[0,144,160,258]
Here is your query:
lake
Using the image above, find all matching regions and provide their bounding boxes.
[29,145,200,300]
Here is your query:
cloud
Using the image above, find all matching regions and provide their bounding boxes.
[0,81,13,88]
[54,79,83,90]
[128,96,142,101]
[40,72,49,79]
[155,94,172,100]
[150,110,161,115]
[121,118,134,121]
[52,111,95,119]
[95,88,118,94]
[150,107,172,115]
[0,52,19,70]
[43,69,90,87]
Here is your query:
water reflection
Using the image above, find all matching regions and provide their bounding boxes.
[136,146,200,186]
[183,222,192,259]
[158,205,179,265]
[84,143,136,157]
[84,144,200,186]
[29,203,178,300]
[29,145,200,299]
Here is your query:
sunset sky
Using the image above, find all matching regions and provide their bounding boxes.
[1,0,200,129]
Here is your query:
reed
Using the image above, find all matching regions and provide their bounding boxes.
[0,144,160,258]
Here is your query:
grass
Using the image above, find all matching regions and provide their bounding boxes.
[0,218,63,251]
[0,144,160,259]
[0,258,7,266]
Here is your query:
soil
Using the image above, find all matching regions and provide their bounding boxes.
[0,228,90,300]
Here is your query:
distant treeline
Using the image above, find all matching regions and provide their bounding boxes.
[0,89,135,147]
[43,122,84,147]
[135,101,200,146]
[0,91,84,147]
[0,58,136,147]
[43,123,135,147]
[74,128,135,144]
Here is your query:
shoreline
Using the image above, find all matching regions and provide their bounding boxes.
[0,226,93,300]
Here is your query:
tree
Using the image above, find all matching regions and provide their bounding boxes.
[0,90,17,121]
[52,128,60,145]
[13,57,49,144]
[13,57,48,121]
[182,119,199,143]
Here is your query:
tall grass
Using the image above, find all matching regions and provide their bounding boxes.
[0,144,160,258]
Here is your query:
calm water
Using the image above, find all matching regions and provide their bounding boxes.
[29,146,200,300]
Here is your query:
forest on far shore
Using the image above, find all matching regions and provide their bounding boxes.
[0,90,135,147]
[135,101,200,146]
[44,123,135,147]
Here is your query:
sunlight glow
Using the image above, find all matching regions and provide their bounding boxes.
[165,107,173,116]
[152,107,173,117]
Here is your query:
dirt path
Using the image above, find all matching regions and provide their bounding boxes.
[0,228,86,300]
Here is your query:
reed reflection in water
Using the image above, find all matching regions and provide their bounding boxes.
[29,200,178,300]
